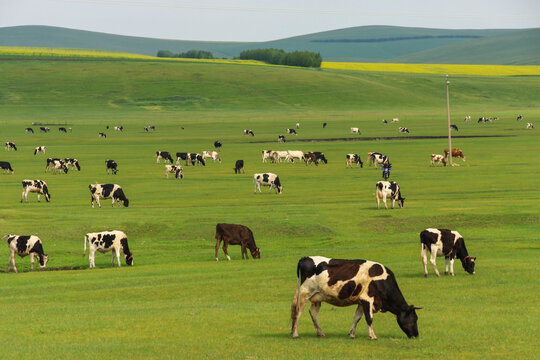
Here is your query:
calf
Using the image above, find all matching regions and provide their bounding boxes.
[21,179,50,202]
[444,148,466,161]
[261,150,273,163]
[367,152,389,169]
[45,158,68,174]
[156,151,174,163]
[89,183,129,208]
[376,181,404,209]
[83,230,133,268]
[234,160,244,174]
[202,151,221,163]
[34,146,46,155]
[450,124,459,131]
[5,235,49,273]
[243,129,255,136]
[526,123,534,129]
[430,154,446,167]
[398,127,409,133]
[420,228,476,277]
[0,161,14,173]
[106,159,118,175]
[59,127,67,133]
[25,128,34,133]
[214,141,222,149]
[214,223,260,261]
[254,173,283,194]
[278,135,286,143]
[114,126,123,131]
[346,154,363,168]
[291,256,421,340]
[287,128,297,135]
[99,132,107,138]
[64,158,81,171]
[165,165,184,179]
[350,127,360,134]
[5,142,17,151]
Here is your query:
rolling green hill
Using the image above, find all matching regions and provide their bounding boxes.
[1,25,538,64]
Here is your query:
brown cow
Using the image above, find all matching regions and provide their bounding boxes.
[215,223,260,261]
[444,148,466,161]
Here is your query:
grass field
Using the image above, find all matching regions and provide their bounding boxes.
[0,60,539,359]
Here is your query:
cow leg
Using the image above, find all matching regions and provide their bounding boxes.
[215,237,221,261]
[383,195,388,210]
[112,198,115,207]
[444,256,450,275]
[37,193,41,202]
[449,257,455,276]
[430,245,440,277]
[8,251,17,273]
[30,253,35,270]
[241,243,248,260]
[309,302,325,337]
[348,304,364,339]
[361,300,377,340]
[115,248,122,267]
[89,249,95,268]
[421,245,429,277]
[222,243,231,261]
[376,195,380,209]
[96,197,101,208]
[291,290,309,338]
[391,198,395,209]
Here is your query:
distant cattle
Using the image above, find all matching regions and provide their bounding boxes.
[287,128,297,135]
[398,127,409,133]
[478,117,491,123]
[286,150,304,163]
[165,165,184,179]
[214,223,260,261]
[5,142,17,151]
[420,228,476,277]
[214,141,222,149]
[0,161,14,173]
[64,158,81,171]
[450,124,459,131]
[346,154,363,168]
[68,128,72,133]
[350,127,360,134]
[278,135,286,143]
[21,179,50,203]
[322,122,327,128]
[40,127,50,133]
[25,128,34,133]
[444,148,466,161]
[59,127,67,133]
[34,146,46,155]
[430,154,446,167]
[45,158,68,174]
[253,173,283,194]
[296,122,300,129]
[291,256,421,340]
[312,152,328,164]
[376,181,404,209]
[382,119,388,124]
[261,150,273,163]
[516,115,523,121]
[234,160,244,174]
[106,159,118,175]
[89,183,129,208]
[304,152,327,166]
[144,126,148,132]
[526,123,534,129]
[156,151,174,163]
[4,234,49,273]
[84,230,133,268]
[243,129,255,136]
[270,150,289,163]
[149,126,155,131]
[99,132,107,138]
[176,152,205,166]
[114,126,123,132]
[367,152,389,169]
[202,151,221,163]
[464,115,471,122]
[391,118,399,123]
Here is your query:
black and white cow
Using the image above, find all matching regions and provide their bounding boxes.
[526,123,534,129]
[312,152,328,164]
[144,126,149,132]
[346,154,363,168]
[114,126,123,132]
[278,135,286,143]
[382,119,388,124]
[286,128,297,135]
[59,127,67,133]
[4,234,49,273]
[156,151,174,163]
[464,115,471,122]
[261,150,273,163]
[291,256,421,340]
[89,183,129,208]
[106,159,118,175]
[165,165,184,179]
[176,153,205,166]
[420,228,476,277]
[21,179,51,202]
[149,125,155,131]
[83,230,133,268]
[64,158,81,171]
[350,127,361,134]
[40,127,50,133]
[0,161,14,173]
[99,132,107,138]
[45,158,68,174]
[450,124,459,131]
[376,181,404,209]
[253,173,283,194]
[367,152,389,169]
[214,141,222,149]
[234,160,244,174]
[323,122,327,128]
[25,128,34,133]
[243,129,255,136]
[5,142,17,151]
[34,146,46,155]
[398,127,410,133]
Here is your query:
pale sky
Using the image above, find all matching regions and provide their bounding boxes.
[1,0,539,41]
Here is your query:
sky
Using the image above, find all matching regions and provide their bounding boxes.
[1,0,539,41]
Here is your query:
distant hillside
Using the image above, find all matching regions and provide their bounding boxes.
[0,25,538,64]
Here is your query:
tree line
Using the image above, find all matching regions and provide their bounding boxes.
[157,49,214,59]
[239,48,322,68]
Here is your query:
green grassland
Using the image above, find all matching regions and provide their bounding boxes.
[0,60,539,359]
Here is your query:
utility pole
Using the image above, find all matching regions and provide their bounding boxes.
[446,75,453,166]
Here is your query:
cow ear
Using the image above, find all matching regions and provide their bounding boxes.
[411,305,423,310]
[472,257,476,261]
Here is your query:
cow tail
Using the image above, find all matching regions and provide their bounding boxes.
[83,234,88,256]
[292,260,302,322]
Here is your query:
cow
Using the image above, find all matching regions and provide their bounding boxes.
[176,152,205,166]
[149,126,155,131]
[376,181,404,209]
[286,150,304,163]
[243,129,255,136]
[382,119,388,124]
[45,158,68,174]
[322,122,327,128]
[350,127,360,134]
[444,148,466,161]
[202,151,221,163]
[68,128,72,133]
[89,183,129,208]
[296,123,300,129]
[398,127,409,133]
[214,223,260,261]
[156,151,174,163]
[261,150,273,163]
[4,235,49,273]
[526,123,534,129]
[40,127,50,133]
[59,127,67,133]
[391,118,399,123]
[464,115,471,122]
[367,152,389,169]
[312,152,328,164]
[34,146,46,155]
[21,180,50,203]
[254,173,283,194]
[450,124,459,131]
[430,154,446,167]
[144,126,148,132]
[25,128,34,133]
[106,160,118,175]
[478,117,491,123]
[516,115,523,121]
[114,126,123,132]
[214,141,222,149]
[0,161,14,174]
[271,151,289,163]
[346,154,363,168]
[99,132,107,138]
[234,160,244,174]
[278,135,286,143]
[5,142,17,151]
[291,256,421,340]
[64,158,81,171]
[83,230,133,268]
[165,165,184,179]
[287,128,297,135]
[420,228,476,277]
[304,152,318,166]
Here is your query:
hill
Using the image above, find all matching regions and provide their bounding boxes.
[0,25,538,64]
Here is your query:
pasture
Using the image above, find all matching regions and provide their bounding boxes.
[0,60,539,359]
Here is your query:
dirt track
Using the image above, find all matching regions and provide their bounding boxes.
[249,135,512,144]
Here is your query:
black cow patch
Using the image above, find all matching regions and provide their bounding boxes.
[101,184,114,197]
[262,174,270,183]
[368,264,384,277]
[327,259,366,286]
[102,234,115,248]
[16,236,31,252]
[338,280,357,299]
[352,283,363,297]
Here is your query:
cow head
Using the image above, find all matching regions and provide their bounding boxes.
[251,247,261,259]
[43,185,51,202]
[36,254,49,268]
[462,256,476,274]
[397,192,405,208]
[397,305,421,338]
[125,253,134,266]
[123,198,130,207]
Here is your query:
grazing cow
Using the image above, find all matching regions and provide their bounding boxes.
[106,160,118,175]
[278,135,286,143]
[464,115,471,122]
[291,256,421,340]
[202,151,221,163]
[516,115,523,121]
[149,126,155,131]
[420,228,476,277]
[114,126,123,132]
[214,223,260,261]
[312,152,328,164]
[286,150,304,163]
[350,127,361,134]
[450,124,459,131]
[40,127,50,133]
[478,117,492,123]
[444,148,466,161]
[144,126,149,132]
[296,122,300,129]
[253,173,283,194]
[59,127,67,133]
[34,146,46,155]
[270,151,289,163]
[99,132,107,138]
[21,179,50,202]
[323,122,327,128]
[165,165,184,179]
[156,151,174,163]
[346,154,363,168]
[89,183,129,208]
[64,158,81,171]
[261,150,273,163]
[243,129,255,136]
[234,160,244,174]
[382,119,388,124]
[287,128,298,135]
[83,230,133,268]
[376,181,404,209]
[68,128,72,133]
[526,123,534,129]
[304,152,318,166]
[398,127,409,133]
[5,235,49,273]
[45,158,68,174]
[176,152,205,166]
[5,142,17,151]
[430,154,446,167]
[0,161,14,173]
[25,128,34,133]
[367,152,389,169]
[391,118,399,123]
[214,141,222,149]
